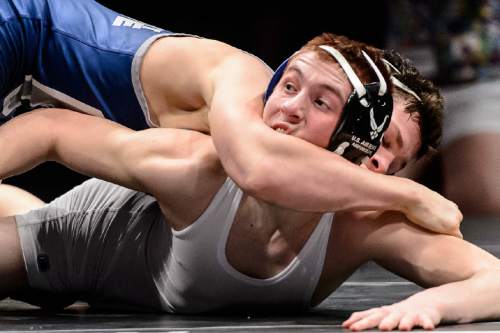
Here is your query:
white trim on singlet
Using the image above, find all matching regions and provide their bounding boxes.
[215,179,334,288]
[131,33,202,128]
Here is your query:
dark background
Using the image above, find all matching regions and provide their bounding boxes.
[5,1,390,202]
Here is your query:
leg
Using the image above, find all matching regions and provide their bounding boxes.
[0,216,28,299]
[0,184,46,217]
[0,185,43,299]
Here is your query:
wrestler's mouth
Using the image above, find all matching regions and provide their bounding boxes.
[272,123,291,134]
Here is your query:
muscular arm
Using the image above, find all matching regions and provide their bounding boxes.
[0,109,223,220]
[205,49,460,236]
[339,211,500,330]
[138,36,460,234]
[209,54,413,211]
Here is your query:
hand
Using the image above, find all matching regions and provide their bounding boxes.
[342,301,443,331]
[402,183,463,238]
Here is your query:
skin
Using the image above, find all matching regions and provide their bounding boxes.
[0,29,461,235]
[0,53,495,330]
[1,39,459,236]
[133,36,462,235]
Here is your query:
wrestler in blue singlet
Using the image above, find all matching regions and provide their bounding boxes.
[0,0,176,129]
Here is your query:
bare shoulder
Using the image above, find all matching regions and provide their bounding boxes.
[144,36,272,93]
[141,36,272,122]
[155,36,270,67]
[145,36,271,81]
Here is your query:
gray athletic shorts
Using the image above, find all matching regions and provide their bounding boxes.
[14,178,171,311]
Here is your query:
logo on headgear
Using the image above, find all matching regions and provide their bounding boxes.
[369,108,389,140]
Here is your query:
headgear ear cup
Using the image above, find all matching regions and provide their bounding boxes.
[318,46,393,164]
[328,83,392,164]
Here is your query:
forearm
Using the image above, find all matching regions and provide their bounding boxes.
[211,114,418,213]
[342,268,500,331]
[342,214,500,331]
[366,214,500,324]
[210,89,463,238]
[259,132,418,213]
[409,269,500,324]
[0,109,136,188]
[208,52,423,214]
[1,109,221,201]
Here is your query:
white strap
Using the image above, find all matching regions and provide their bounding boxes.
[391,77,422,102]
[382,59,401,74]
[382,59,422,102]
[362,51,387,96]
[318,45,367,101]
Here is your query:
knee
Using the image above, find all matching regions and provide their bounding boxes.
[0,184,45,217]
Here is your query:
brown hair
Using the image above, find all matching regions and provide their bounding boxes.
[296,33,392,90]
[383,49,443,158]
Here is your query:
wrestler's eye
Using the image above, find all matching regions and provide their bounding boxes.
[284,83,297,93]
[314,98,330,110]
[382,136,391,148]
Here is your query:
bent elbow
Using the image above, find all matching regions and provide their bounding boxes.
[234,161,277,199]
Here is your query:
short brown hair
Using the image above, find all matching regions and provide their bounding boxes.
[297,33,392,90]
[383,49,443,158]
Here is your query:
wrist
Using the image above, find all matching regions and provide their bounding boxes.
[395,177,423,213]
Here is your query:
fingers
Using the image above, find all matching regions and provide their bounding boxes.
[348,312,386,331]
[343,308,385,328]
[420,315,436,330]
[343,308,389,331]
[378,311,403,331]
[398,313,436,331]
[398,312,419,331]
[343,308,438,331]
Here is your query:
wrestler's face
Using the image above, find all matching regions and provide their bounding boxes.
[363,97,421,175]
[263,51,421,175]
[263,51,351,148]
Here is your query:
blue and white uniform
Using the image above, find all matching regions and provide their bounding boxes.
[0,0,184,129]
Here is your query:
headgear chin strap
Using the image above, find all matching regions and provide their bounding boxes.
[264,46,393,165]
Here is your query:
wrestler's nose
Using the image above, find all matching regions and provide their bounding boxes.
[366,147,392,174]
[281,95,305,124]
